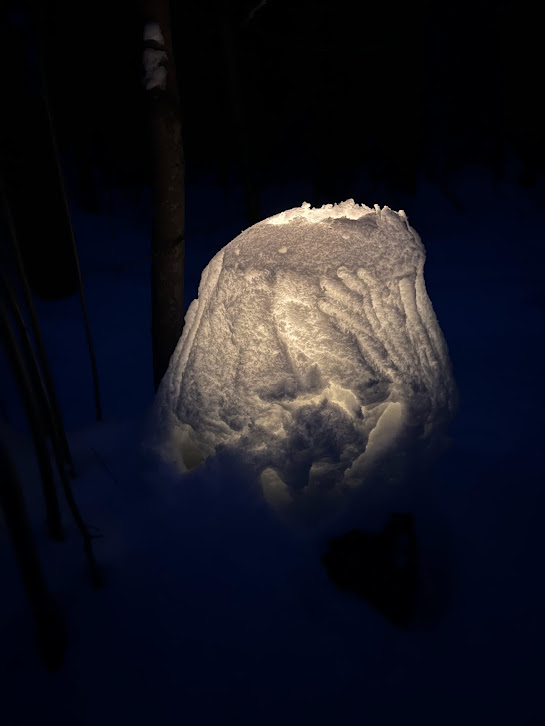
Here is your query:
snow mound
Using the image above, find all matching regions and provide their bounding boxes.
[150,200,457,529]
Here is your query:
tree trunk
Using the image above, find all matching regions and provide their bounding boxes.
[141,0,185,390]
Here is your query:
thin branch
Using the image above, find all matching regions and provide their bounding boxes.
[2,271,103,586]
[0,297,64,541]
[91,447,119,485]
[31,5,103,422]
[0,440,67,671]
[0,178,76,477]
[0,270,103,586]
[0,269,66,480]
[1,273,102,586]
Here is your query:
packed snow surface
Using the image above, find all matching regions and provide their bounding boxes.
[151,200,457,527]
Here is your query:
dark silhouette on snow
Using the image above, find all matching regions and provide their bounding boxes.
[322,512,418,627]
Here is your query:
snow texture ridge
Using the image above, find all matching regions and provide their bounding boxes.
[150,200,457,529]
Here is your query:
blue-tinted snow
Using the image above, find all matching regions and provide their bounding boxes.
[0,162,544,725]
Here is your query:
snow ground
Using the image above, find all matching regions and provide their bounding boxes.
[1,163,544,725]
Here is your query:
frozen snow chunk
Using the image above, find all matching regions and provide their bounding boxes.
[150,200,457,528]
[143,22,165,47]
[142,22,167,91]
[142,48,167,91]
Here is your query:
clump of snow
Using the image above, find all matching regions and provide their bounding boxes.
[150,200,457,531]
[142,49,167,91]
[143,22,165,46]
[142,23,167,91]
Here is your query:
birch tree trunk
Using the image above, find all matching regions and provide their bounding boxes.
[141,0,185,390]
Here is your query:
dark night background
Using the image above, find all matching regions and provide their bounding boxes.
[1,1,545,724]
[2,0,544,300]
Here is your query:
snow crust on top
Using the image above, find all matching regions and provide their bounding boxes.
[266,199,378,225]
[150,200,457,532]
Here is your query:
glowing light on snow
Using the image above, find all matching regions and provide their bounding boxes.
[150,200,457,526]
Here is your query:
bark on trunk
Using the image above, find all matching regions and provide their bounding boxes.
[142,0,185,390]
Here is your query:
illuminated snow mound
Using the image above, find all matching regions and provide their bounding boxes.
[151,200,457,527]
